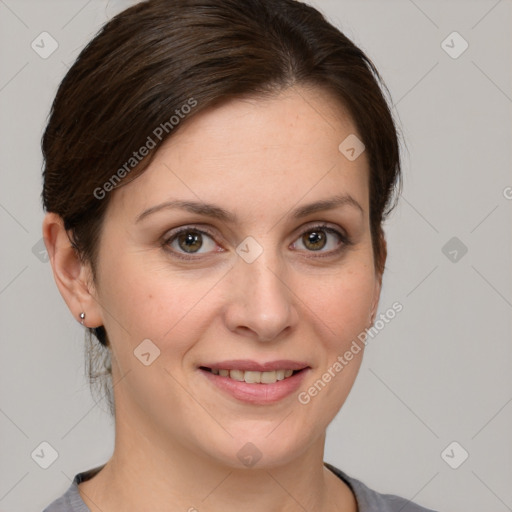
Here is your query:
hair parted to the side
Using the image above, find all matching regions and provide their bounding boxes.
[41,0,402,417]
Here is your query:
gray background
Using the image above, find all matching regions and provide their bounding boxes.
[0,1,510,511]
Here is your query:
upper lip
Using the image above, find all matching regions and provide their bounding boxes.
[200,360,310,372]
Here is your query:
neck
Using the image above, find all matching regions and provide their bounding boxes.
[78,401,356,512]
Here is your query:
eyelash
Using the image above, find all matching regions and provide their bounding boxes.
[162,223,353,261]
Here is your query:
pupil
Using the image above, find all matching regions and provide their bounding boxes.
[179,232,202,253]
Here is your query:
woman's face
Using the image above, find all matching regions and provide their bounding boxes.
[90,85,382,468]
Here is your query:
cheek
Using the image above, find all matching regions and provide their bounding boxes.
[303,265,376,347]
[290,264,375,435]
[97,250,223,355]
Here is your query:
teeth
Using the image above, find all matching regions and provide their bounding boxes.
[229,369,245,381]
[244,371,261,383]
[209,368,299,384]
[260,371,277,384]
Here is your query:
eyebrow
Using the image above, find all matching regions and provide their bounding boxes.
[135,193,363,224]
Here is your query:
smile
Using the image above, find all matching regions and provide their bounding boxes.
[200,367,301,384]
[198,363,310,404]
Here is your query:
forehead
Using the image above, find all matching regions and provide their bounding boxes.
[109,86,369,223]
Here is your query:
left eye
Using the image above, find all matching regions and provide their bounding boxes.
[291,226,345,253]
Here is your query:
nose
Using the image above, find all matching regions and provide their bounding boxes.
[223,248,299,342]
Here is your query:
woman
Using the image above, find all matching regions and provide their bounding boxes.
[41,0,437,510]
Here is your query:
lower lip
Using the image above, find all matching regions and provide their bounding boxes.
[199,368,310,404]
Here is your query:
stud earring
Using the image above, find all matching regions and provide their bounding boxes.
[79,312,86,325]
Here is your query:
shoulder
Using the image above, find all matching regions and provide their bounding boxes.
[325,462,439,512]
[41,481,85,512]
[42,466,103,512]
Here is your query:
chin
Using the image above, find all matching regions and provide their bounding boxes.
[194,426,317,471]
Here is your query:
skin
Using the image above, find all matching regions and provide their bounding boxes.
[43,85,385,512]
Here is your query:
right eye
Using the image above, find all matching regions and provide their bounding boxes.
[163,226,222,260]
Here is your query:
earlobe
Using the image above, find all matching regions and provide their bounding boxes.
[42,212,104,328]
[369,228,386,324]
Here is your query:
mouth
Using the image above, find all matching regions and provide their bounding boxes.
[197,361,311,404]
[199,366,305,384]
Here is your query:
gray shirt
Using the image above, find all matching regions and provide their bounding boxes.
[42,462,437,511]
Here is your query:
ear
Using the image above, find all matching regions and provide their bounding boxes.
[369,278,381,325]
[369,228,387,324]
[42,212,104,328]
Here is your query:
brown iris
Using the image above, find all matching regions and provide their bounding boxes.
[303,230,327,251]
[177,231,203,253]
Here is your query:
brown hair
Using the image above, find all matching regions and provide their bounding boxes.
[42,0,402,415]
